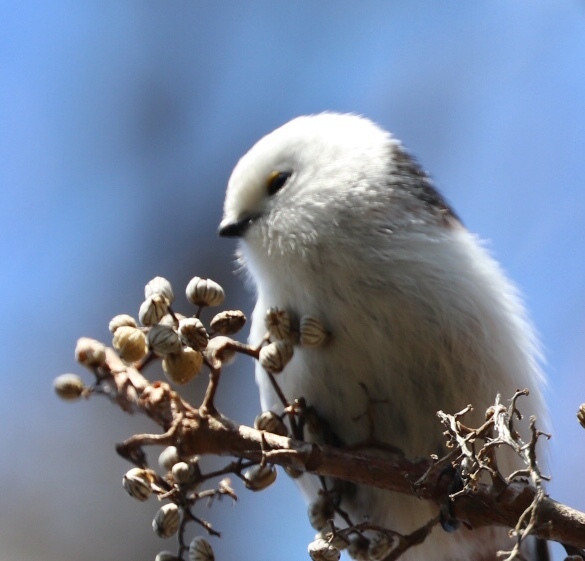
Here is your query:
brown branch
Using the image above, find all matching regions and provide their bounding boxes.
[169,411,585,549]
[76,337,585,552]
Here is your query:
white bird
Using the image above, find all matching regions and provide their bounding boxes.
[219,113,546,561]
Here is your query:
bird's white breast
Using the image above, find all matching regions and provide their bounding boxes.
[244,222,544,560]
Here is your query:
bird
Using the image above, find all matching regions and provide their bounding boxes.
[218,113,547,561]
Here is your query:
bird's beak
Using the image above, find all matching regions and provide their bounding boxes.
[218,214,256,238]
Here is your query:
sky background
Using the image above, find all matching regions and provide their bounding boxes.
[1,2,585,560]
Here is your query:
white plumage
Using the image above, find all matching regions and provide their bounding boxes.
[219,113,546,561]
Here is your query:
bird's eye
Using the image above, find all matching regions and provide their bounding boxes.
[267,171,291,196]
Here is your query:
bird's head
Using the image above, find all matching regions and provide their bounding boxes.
[219,113,458,291]
[219,113,396,245]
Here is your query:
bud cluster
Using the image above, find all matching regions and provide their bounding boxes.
[54,274,339,561]
[119,443,220,560]
[106,276,245,386]
[53,275,246,560]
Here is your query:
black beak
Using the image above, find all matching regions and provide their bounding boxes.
[218,215,256,238]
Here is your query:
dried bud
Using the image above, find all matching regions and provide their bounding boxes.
[259,340,293,374]
[368,532,393,561]
[189,537,215,561]
[112,325,148,362]
[186,276,225,308]
[308,538,340,561]
[162,347,203,384]
[218,477,237,499]
[53,373,85,400]
[75,338,106,368]
[171,461,191,483]
[155,552,179,561]
[254,411,288,436]
[178,317,208,350]
[319,531,349,551]
[243,464,277,491]
[108,314,138,334]
[210,310,246,335]
[145,276,174,304]
[578,404,585,429]
[284,465,304,479]
[204,336,236,368]
[148,324,182,355]
[300,316,329,347]
[158,446,180,472]
[122,467,155,501]
[159,312,184,328]
[308,495,335,531]
[265,307,291,340]
[139,293,170,326]
[347,536,370,561]
[171,460,201,486]
[152,503,180,538]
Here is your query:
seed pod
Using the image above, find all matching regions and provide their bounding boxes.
[308,495,335,531]
[210,310,246,336]
[264,307,291,340]
[162,347,203,384]
[75,338,107,368]
[122,467,155,501]
[300,316,328,347]
[178,317,208,350]
[259,340,293,374]
[578,404,585,429]
[368,532,393,561]
[145,276,174,304]
[188,537,215,561]
[148,324,182,355]
[204,336,236,367]
[243,464,277,491]
[139,293,170,326]
[158,446,180,472]
[152,503,180,538]
[155,552,179,561]
[186,276,225,308]
[112,325,148,362]
[254,411,288,436]
[308,538,340,561]
[108,314,138,334]
[53,373,85,400]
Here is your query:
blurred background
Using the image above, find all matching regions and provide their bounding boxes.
[1,2,584,560]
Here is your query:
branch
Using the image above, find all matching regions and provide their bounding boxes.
[71,336,585,551]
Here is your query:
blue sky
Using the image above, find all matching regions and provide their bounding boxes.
[1,2,584,560]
